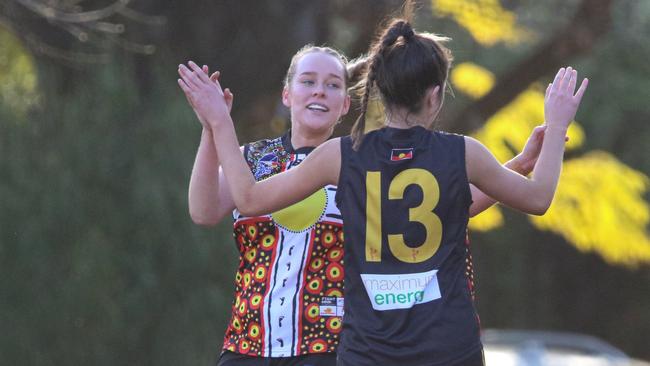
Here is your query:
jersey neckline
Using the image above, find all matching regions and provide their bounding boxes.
[281,129,317,155]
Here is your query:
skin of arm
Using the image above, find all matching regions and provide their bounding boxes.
[179,61,340,217]
[187,129,240,225]
[468,125,547,217]
[180,63,586,218]
[466,67,588,215]
[209,115,340,216]
[186,66,237,225]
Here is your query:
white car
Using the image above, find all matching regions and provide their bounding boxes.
[482,329,650,366]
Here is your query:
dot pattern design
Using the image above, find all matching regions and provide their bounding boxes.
[222,134,345,357]
[298,223,344,354]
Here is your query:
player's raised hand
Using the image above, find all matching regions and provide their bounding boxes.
[178,61,232,129]
[544,66,588,132]
[203,65,234,113]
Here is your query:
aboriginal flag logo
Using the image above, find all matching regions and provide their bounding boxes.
[391,148,413,161]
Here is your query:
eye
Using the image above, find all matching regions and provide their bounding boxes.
[301,79,315,86]
[328,83,342,89]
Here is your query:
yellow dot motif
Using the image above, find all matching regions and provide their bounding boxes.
[225,138,345,356]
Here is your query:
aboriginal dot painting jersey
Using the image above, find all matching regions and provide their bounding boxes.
[222,131,344,358]
[335,126,479,366]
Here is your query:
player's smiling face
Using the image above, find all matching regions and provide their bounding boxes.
[283,52,350,133]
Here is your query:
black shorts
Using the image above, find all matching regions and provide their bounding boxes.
[217,351,337,366]
[449,347,485,366]
[336,347,484,366]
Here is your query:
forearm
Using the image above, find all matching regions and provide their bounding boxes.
[188,129,223,225]
[527,127,567,213]
[469,158,527,217]
[208,117,258,214]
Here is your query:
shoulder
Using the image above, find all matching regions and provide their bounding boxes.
[244,134,286,180]
[339,135,352,150]
[433,130,466,144]
[428,130,469,158]
[245,135,284,158]
[463,135,489,156]
[244,134,286,164]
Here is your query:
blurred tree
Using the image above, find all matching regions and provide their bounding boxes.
[439,0,614,133]
[0,27,39,115]
[0,0,162,62]
[2,0,649,364]
[452,62,650,267]
[432,0,650,359]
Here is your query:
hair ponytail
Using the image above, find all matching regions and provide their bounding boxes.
[350,68,374,150]
[382,20,414,47]
[346,55,369,87]
[349,19,415,150]
[349,0,452,149]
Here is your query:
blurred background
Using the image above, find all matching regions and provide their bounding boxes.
[1,0,649,365]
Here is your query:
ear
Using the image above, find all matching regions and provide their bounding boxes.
[427,85,441,109]
[341,94,351,116]
[282,87,291,108]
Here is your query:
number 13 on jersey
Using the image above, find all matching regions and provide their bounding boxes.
[365,168,443,263]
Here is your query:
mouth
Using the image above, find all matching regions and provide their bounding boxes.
[306,103,330,112]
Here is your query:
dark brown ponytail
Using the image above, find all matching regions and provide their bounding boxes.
[349,16,453,150]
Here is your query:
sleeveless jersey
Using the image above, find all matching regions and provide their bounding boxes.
[335,126,479,366]
[222,131,345,357]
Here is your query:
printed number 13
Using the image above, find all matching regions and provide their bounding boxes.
[365,169,442,263]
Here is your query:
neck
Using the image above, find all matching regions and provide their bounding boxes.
[290,124,333,149]
[385,107,431,129]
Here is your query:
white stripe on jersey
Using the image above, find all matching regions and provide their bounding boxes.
[232,150,343,357]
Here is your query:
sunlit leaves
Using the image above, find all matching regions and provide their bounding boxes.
[472,88,585,163]
[531,152,650,267]
[454,63,650,266]
[449,62,495,99]
[0,27,39,115]
[431,0,531,46]
[468,205,503,232]
[454,63,584,162]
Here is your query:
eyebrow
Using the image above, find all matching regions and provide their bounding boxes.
[298,72,343,80]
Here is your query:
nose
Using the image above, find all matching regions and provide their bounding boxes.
[312,83,326,97]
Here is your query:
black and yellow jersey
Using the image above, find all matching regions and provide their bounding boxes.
[335,126,480,366]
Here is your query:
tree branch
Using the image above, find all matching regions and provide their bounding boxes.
[445,0,614,134]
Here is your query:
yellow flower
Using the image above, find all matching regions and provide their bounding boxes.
[432,0,532,46]
[532,152,650,266]
[460,63,650,267]
[451,63,495,99]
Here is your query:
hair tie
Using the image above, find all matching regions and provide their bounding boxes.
[403,27,415,41]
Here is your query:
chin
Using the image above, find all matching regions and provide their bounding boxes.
[299,116,338,132]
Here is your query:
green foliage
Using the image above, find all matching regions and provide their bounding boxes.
[0,62,238,365]
[0,27,39,116]
[2,0,650,364]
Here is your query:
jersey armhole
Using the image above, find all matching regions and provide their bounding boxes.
[460,136,473,209]
[242,142,252,165]
[335,136,351,208]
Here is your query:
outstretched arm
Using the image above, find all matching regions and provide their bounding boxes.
[178,61,339,217]
[469,125,551,217]
[185,66,237,225]
[466,67,588,215]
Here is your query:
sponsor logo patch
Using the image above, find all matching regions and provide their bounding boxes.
[361,269,440,311]
[319,296,344,317]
